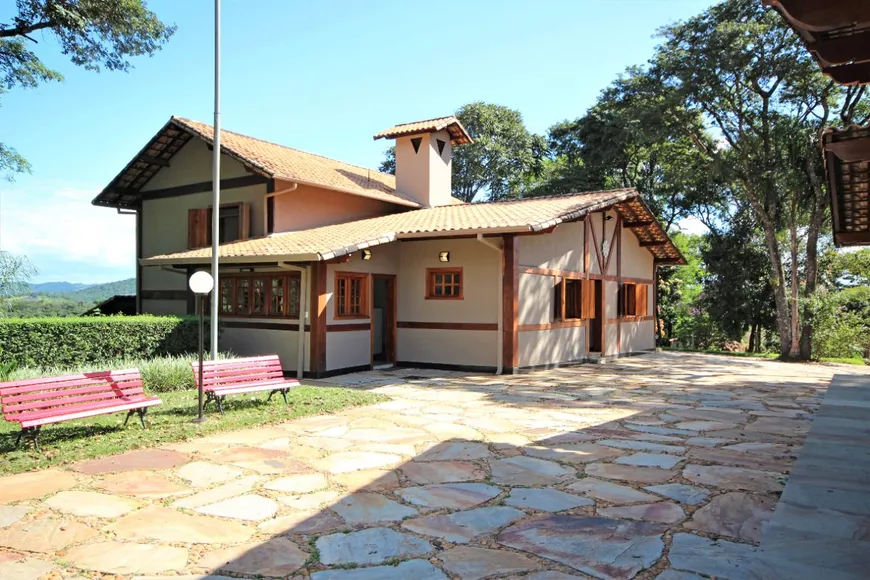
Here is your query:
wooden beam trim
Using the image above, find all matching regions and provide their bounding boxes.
[140,155,171,167]
[604,215,621,275]
[606,315,655,324]
[222,321,311,331]
[503,234,519,372]
[310,262,327,375]
[639,240,667,247]
[138,174,268,201]
[327,323,371,332]
[518,266,651,284]
[588,215,605,274]
[398,321,499,331]
[519,320,586,331]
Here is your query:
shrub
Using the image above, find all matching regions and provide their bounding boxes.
[808,289,870,360]
[0,315,216,369]
[7,353,235,392]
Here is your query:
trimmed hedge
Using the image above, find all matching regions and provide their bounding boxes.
[0,316,213,369]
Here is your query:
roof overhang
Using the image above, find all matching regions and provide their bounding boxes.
[824,124,870,246]
[374,116,473,146]
[764,0,870,85]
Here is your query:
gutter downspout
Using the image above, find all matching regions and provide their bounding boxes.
[477,234,504,375]
[264,183,298,234]
[279,262,307,379]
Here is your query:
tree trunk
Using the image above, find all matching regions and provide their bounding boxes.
[749,324,757,353]
[800,144,826,360]
[757,214,793,358]
[788,219,801,359]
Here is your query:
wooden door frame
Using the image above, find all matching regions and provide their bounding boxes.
[371,274,397,367]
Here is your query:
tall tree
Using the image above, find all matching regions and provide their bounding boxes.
[380,102,545,202]
[1,0,175,179]
[654,0,869,359]
[0,251,36,306]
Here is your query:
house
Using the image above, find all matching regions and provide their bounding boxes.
[93,115,685,378]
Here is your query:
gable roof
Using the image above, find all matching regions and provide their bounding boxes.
[374,116,473,145]
[92,117,428,210]
[141,188,685,266]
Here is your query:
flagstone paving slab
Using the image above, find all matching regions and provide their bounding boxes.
[598,501,686,523]
[585,463,675,484]
[615,452,684,469]
[644,483,710,505]
[311,559,448,580]
[171,475,262,510]
[195,494,279,521]
[64,541,188,575]
[264,472,328,493]
[400,460,485,484]
[72,449,188,474]
[402,505,524,543]
[177,461,245,487]
[503,573,585,580]
[598,439,686,454]
[499,514,667,580]
[258,510,345,535]
[416,441,491,461]
[490,456,573,486]
[199,537,308,577]
[686,436,733,447]
[567,478,660,504]
[0,518,97,552]
[397,483,502,509]
[279,490,342,510]
[0,556,56,580]
[97,470,191,498]
[745,417,812,436]
[504,488,593,511]
[668,532,759,579]
[107,506,253,544]
[314,452,402,474]
[44,490,139,518]
[674,420,740,431]
[316,527,433,566]
[684,491,776,542]
[332,469,399,492]
[0,470,77,503]
[330,492,418,524]
[0,506,29,529]
[683,464,785,493]
[439,545,538,580]
[654,570,706,580]
[523,443,626,464]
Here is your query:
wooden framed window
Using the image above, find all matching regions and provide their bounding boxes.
[555,278,595,320]
[620,283,648,317]
[426,267,463,299]
[187,203,251,250]
[335,272,368,318]
[214,272,300,318]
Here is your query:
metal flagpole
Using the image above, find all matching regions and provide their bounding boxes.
[210,0,221,360]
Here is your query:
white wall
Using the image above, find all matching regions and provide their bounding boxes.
[519,326,585,368]
[326,331,370,371]
[221,326,310,372]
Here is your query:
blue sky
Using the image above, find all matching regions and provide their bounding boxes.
[0,0,717,284]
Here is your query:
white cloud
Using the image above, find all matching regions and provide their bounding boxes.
[0,179,135,283]
[674,216,709,236]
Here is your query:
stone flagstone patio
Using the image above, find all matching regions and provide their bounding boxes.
[0,352,864,580]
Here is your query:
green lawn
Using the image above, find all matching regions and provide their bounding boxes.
[0,386,388,475]
[662,347,865,365]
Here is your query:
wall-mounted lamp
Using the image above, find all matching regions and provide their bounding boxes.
[361,249,372,261]
[605,213,614,221]
[439,251,450,263]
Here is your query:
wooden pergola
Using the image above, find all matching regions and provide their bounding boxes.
[765,0,870,246]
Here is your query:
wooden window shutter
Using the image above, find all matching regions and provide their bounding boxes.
[617,282,625,317]
[240,203,251,240]
[581,280,596,319]
[553,279,564,321]
[188,208,209,249]
[636,284,648,317]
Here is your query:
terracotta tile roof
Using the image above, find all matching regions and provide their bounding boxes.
[141,188,685,265]
[373,116,473,145]
[93,117,446,209]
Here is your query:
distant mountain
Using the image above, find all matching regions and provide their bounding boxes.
[67,279,136,303]
[28,281,91,293]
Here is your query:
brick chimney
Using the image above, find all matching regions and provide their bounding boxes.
[374,116,472,207]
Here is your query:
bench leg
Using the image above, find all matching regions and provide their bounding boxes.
[16,427,41,452]
[124,409,136,427]
[267,388,290,405]
[137,408,148,429]
[281,389,289,404]
[215,395,224,415]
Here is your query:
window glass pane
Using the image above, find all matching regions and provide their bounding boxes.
[434,285,443,296]
[236,278,250,314]
[270,277,285,316]
[220,279,234,314]
[218,206,241,243]
[287,276,299,318]
[350,278,361,314]
[252,278,266,315]
[337,278,347,315]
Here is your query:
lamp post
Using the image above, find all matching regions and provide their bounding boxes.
[189,271,215,423]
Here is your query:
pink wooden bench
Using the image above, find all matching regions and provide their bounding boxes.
[191,355,300,414]
[0,369,161,451]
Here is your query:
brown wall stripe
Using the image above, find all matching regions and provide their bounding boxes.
[398,321,499,331]
[326,323,371,332]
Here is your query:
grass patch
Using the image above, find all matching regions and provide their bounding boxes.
[0,386,388,475]
[662,347,778,359]
[820,356,866,366]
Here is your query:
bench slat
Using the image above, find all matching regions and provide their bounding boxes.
[0,372,141,396]
[198,355,279,367]
[12,394,156,421]
[198,369,283,384]
[2,381,144,405]
[207,380,299,396]
[19,397,162,429]
[4,387,147,415]
[197,360,282,372]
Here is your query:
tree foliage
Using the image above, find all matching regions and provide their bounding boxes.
[0,0,175,179]
[380,101,545,202]
[0,251,36,302]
